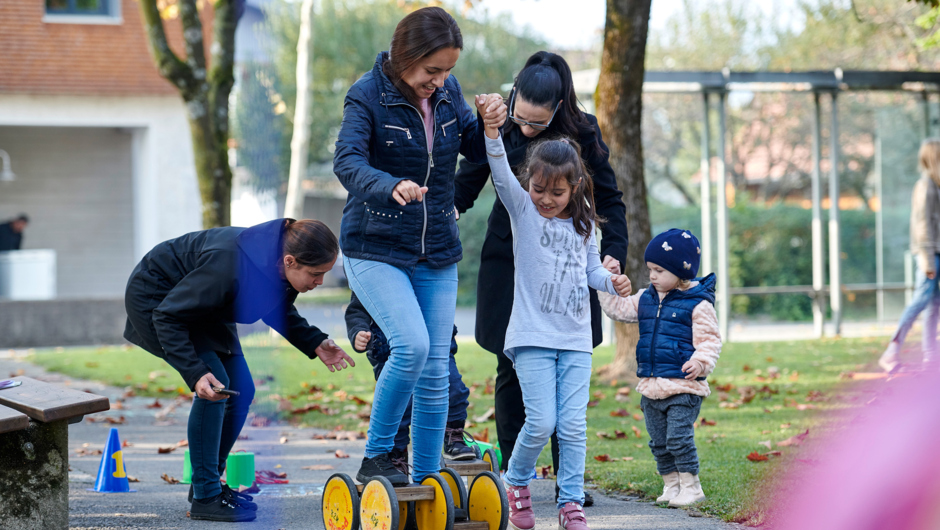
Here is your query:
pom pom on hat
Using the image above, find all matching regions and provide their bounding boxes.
[644,228,701,280]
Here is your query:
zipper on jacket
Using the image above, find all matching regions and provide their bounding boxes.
[440,118,457,137]
[650,300,662,377]
[385,96,446,256]
[384,124,411,140]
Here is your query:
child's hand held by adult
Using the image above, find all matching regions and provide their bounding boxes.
[195,372,228,401]
[392,180,428,205]
[682,360,704,380]
[354,331,372,352]
[612,274,632,297]
[315,339,356,372]
[602,255,621,275]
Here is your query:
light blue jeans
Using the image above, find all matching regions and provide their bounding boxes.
[893,254,940,365]
[344,257,457,481]
[504,346,592,509]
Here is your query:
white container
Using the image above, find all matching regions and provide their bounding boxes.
[0,249,56,300]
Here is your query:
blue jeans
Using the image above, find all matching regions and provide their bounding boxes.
[366,325,470,450]
[188,352,255,500]
[345,257,458,481]
[504,347,591,509]
[893,254,940,364]
[641,393,703,475]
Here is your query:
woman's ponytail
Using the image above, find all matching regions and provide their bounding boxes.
[282,219,339,267]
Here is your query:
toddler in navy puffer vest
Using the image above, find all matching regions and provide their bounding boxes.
[597,228,721,508]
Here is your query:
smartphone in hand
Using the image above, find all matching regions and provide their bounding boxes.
[211,386,240,396]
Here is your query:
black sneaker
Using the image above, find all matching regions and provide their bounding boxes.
[222,484,257,510]
[389,447,411,478]
[189,484,257,510]
[356,453,409,486]
[555,483,594,507]
[190,493,257,522]
[443,423,476,461]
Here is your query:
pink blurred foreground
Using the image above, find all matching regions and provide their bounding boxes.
[774,373,940,530]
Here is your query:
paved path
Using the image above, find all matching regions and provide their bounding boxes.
[1,353,739,530]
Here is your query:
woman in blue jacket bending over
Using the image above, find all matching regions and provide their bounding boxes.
[333,6,505,485]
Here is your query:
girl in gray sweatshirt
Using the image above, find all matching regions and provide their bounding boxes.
[478,96,631,530]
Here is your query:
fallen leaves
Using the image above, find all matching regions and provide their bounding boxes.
[699,418,717,427]
[587,400,599,408]
[593,454,635,463]
[473,427,490,443]
[540,465,553,478]
[776,429,810,447]
[158,440,189,454]
[610,408,630,417]
[615,387,631,401]
[312,430,364,442]
[334,450,350,459]
[746,452,768,462]
[631,425,643,438]
[161,473,180,484]
[301,464,334,471]
[86,415,125,425]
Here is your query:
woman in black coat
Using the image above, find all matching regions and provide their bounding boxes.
[453,51,629,503]
[123,218,353,522]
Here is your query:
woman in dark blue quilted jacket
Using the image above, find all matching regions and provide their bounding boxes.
[332,6,505,486]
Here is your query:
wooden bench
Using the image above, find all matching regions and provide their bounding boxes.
[0,376,110,530]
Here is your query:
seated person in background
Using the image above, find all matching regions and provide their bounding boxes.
[345,292,475,476]
[0,214,29,251]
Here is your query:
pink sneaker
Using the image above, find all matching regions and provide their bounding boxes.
[506,484,535,530]
[558,502,589,530]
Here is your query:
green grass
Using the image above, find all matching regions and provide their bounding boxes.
[27,335,886,522]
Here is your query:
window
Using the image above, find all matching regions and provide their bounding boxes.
[44,0,121,24]
[46,0,110,16]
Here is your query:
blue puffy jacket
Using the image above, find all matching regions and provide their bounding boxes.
[333,52,488,268]
[636,273,717,380]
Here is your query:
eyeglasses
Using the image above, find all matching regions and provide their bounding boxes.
[508,89,562,131]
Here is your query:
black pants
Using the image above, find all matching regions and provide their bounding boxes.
[495,348,560,473]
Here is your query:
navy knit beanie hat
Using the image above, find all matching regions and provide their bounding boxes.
[644,228,701,280]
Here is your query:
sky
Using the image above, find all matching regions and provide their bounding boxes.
[460,0,804,50]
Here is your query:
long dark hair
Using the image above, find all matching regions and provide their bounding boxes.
[382,7,462,115]
[506,51,601,151]
[520,138,603,242]
[282,219,338,267]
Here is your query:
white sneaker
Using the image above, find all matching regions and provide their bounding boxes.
[655,472,680,503]
[668,473,706,507]
[878,341,900,373]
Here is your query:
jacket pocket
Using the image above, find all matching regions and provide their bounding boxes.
[439,118,458,138]
[379,124,409,175]
[441,207,459,243]
[359,203,402,246]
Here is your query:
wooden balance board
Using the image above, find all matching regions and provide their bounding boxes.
[322,468,508,530]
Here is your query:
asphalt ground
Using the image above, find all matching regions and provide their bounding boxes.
[0,353,740,530]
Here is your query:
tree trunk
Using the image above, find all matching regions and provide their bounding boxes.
[594,0,653,384]
[284,0,316,220]
[138,0,237,228]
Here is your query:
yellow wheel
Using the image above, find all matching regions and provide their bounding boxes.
[482,448,499,473]
[414,473,454,530]
[322,473,359,530]
[398,501,415,530]
[360,476,399,530]
[439,467,468,520]
[468,471,508,530]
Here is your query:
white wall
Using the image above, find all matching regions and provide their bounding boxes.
[0,126,135,298]
[0,95,201,263]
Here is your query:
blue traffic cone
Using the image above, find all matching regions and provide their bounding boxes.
[89,427,136,493]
